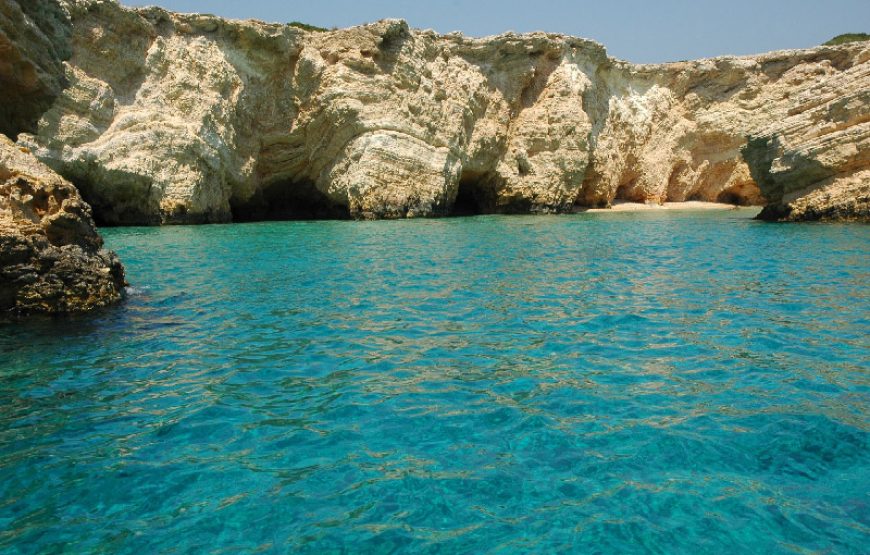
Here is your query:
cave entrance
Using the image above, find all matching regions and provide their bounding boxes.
[716,185,765,206]
[449,171,497,216]
[230,178,350,222]
[69,172,160,226]
[716,190,744,205]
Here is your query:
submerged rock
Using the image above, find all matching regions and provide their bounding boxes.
[5,0,870,222]
[0,134,125,314]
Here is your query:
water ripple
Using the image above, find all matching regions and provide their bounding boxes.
[0,211,868,553]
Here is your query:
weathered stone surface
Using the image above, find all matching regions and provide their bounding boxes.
[11,0,870,222]
[744,51,870,221]
[0,134,125,314]
[0,0,71,138]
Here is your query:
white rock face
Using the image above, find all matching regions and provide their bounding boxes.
[9,0,870,222]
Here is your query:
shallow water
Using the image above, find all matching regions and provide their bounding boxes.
[1,210,869,553]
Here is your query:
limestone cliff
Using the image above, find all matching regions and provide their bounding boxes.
[0,134,125,314]
[6,0,870,222]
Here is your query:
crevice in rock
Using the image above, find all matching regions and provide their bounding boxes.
[229,178,350,222]
[373,21,411,73]
[520,64,554,109]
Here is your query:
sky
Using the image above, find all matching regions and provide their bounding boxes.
[121,0,870,63]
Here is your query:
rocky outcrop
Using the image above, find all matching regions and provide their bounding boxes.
[8,0,870,222]
[0,134,125,314]
[743,55,870,221]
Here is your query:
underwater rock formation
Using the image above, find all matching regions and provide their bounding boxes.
[5,0,869,222]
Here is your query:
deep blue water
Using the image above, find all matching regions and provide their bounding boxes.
[1,210,869,553]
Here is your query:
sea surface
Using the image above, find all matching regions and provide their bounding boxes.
[1,210,868,553]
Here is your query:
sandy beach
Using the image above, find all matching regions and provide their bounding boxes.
[577,201,761,213]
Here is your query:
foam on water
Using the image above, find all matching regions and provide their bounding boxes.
[1,210,868,553]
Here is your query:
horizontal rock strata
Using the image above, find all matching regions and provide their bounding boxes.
[0,134,125,314]
[4,0,869,222]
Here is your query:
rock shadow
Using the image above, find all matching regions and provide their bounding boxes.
[230,179,350,222]
[742,134,836,220]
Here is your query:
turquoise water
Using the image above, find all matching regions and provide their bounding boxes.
[1,210,869,553]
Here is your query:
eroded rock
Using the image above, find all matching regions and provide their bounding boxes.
[744,53,870,221]
[0,134,125,314]
[9,0,870,222]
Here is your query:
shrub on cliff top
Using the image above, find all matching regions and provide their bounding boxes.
[824,33,870,46]
[288,21,328,32]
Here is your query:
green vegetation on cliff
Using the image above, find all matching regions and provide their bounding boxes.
[824,33,870,46]
[288,21,328,32]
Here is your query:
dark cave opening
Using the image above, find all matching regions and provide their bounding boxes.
[614,178,642,202]
[230,179,350,222]
[448,172,497,216]
[716,189,754,206]
[71,173,160,227]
